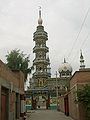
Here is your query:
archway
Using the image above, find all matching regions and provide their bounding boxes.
[35,95,47,109]
[30,90,50,110]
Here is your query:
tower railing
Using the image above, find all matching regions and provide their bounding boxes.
[33,58,49,65]
[33,32,48,40]
[33,46,49,52]
[33,71,49,78]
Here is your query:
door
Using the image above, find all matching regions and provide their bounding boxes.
[1,94,7,120]
[64,95,69,116]
[1,87,8,120]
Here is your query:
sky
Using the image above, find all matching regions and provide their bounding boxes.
[0,0,90,78]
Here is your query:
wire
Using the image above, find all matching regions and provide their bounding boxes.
[80,32,90,49]
[67,7,90,59]
[70,33,90,64]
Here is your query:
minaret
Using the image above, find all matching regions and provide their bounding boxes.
[80,50,85,69]
[32,8,51,88]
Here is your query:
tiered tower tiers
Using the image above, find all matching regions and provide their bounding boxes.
[32,8,51,88]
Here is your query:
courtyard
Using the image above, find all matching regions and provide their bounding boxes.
[26,110,74,120]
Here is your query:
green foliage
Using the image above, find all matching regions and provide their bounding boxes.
[77,85,90,105]
[6,49,31,81]
[77,85,90,120]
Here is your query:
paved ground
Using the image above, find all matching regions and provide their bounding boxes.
[26,110,74,120]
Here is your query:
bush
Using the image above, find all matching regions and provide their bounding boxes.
[76,85,90,120]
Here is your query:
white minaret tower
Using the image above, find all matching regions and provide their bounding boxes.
[80,50,85,69]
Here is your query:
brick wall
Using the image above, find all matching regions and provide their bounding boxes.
[70,71,90,89]
[12,70,24,91]
[68,87,79,120]
[69,70,90,120]
[0,60,25,120]
[0,60,24,91]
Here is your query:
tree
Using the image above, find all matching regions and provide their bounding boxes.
[76,85,90,120]
[6,49,31,82]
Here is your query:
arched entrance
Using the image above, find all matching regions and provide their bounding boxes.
[36,95,47,109]
[31,90,50,110]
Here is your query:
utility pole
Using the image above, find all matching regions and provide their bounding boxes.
[55,71,58,110]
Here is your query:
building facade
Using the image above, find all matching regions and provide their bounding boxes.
[68,52,90,120]
[0,60,25,120]
[69,69,90,120]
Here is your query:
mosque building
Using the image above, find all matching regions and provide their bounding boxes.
[26,8,72,110]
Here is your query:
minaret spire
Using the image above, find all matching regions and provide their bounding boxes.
[39,6,41,18]
[38,6,43,25]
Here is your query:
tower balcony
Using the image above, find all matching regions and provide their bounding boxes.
[33,31,48,41]
[33,71,49,78]
[33,46,49,53]
[33,58,49,65]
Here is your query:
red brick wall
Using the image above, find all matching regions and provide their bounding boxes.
[68,88,79,120]
[12,70,24,91]
[69,70,90,120]
[0,60,24,92]
[70,71,90,88]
